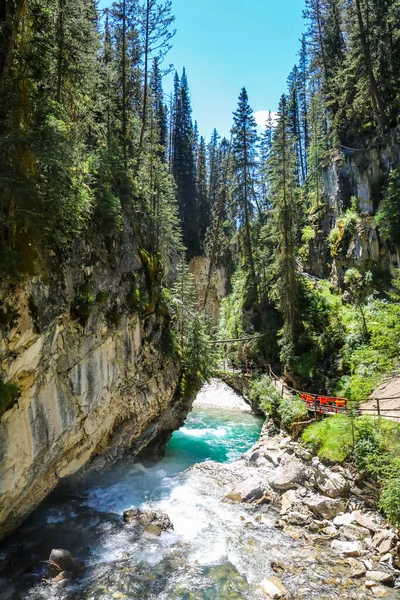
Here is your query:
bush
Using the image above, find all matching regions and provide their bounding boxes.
[0,381,20,417]
[250,375,308,428]
[379,469,400,525]
[354,418,384,471]
[279,396,308,428]
[249,375,281,421]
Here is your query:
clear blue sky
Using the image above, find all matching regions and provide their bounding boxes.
[99,0,306,139]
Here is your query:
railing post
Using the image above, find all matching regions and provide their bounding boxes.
[377,399,381,417]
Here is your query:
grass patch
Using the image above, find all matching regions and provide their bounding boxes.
[302,414,353,462]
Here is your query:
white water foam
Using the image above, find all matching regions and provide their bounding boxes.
[194,378,251,412]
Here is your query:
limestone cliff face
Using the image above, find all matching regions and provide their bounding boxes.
[0,223,184,541]
[307,134,400,281]
[189,256,227,322]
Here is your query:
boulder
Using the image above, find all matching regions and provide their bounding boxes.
[46,549,84,579]
[304,494,347,519]
[226,476,267,503]
[371,586,390,598]
[365,571,394,585]
[283,511,312,526]
[352,510,379,532]
[333,513,355,527]
[320,524,339,538]
[372,530,398,555]
[340,524,370,541]
[50,571,73,587]
[346,558,366,578]
[260,576,287,598]
[123,508,173,531]
[331,540,362,557]
[314,464,349,499]
[270,454,308,491]
[280,490,298,515]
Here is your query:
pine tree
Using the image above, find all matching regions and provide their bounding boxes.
[269,94,300,359]
[172,68,199,257]
[0,0,100,258]
[110,0,141,174]
[137,0,175,164]
[150,57,168,160]
[208,128,220,210]
[298,34,309,176]
[196,136,209,248]
[287,66,305,185]
[259,111,274,210]
[231,87,259,298]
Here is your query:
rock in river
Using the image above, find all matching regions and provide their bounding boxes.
[123,508,174,533]
[46,549,85,579]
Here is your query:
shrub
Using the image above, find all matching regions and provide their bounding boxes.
[379,468,400,526]
[279,396,308,428]
[249,375,281,421]
[354,418,384,471]
[0,381,20,418]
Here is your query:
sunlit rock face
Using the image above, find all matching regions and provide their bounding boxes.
[306,139,400,281]
[0,224,183,541]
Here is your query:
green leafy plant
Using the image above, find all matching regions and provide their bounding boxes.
[0,381,20,418]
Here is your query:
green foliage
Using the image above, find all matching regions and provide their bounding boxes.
[0,304,18,329]
[171,257,217,387]
[354,419,384,471]
[279,396,308,428]
[127,287,146,312]
[328,204,359,258]
[182,314,217,384]
[302,414,400,526]
[302,415,353,462]
[249,374,308,429]
[161,327,181,359]
[376,168,400,249]
[0,381,20,418]
[71,282,95,326]
[96,291,109,304]
[249,375,281,422]
[379,467,400,526]
[302,225,316,243]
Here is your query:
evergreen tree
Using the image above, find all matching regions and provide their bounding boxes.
[269,95,300,358]
[231,87,259,297]
[110,0,142,174]
[259,111,274,210]
[196,136,209,248]
[172,68,199,257]
[208,128,220,210]
[0,0,100,258]
[137,0,175,164]
[150,56,168,160]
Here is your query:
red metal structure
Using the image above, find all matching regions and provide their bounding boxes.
[301,393,348,415]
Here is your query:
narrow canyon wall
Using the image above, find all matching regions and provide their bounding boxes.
[0,222,184,541]
[307,132,400,281]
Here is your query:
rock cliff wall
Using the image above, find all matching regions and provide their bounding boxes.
[0,222,184,541]
[307,132,400,282]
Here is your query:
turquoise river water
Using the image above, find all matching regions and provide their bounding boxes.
[1,380,392,600]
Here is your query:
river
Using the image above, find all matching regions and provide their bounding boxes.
[0,379,391,600]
